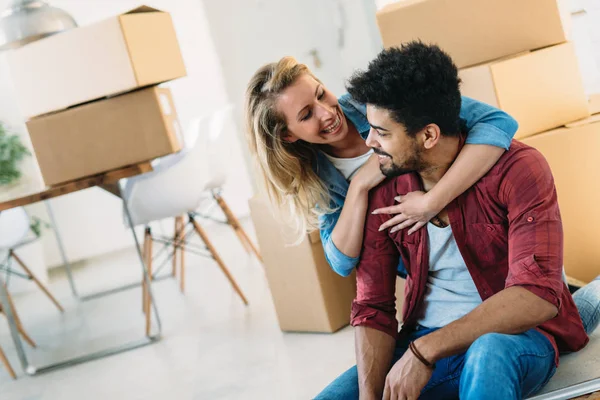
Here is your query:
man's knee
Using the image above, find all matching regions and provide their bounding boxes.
[463,333,517,375]
[313,365,360,400]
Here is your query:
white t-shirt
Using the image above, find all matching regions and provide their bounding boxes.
[323,149,373,181]
[416,223,482,329]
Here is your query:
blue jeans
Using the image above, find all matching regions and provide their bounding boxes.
[572,276,600,334]
[314,326,556,400]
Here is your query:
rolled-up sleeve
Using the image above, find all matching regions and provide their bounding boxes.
[460,96,518,150]
[350,186,400,339]
[319,210,360,277]
[500,146,564,310]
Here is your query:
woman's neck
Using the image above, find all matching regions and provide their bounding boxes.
[321,117,371,158]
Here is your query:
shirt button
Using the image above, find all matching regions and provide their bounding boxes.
[527,216,534,222]
[486,226,494,232]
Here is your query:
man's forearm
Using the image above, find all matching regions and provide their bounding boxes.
[416,286,558,363]
[355,326,396,400]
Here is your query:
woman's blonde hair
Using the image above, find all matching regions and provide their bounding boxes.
[245,57,333,240]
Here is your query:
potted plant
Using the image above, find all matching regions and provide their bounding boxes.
[0,122,48,236]
[0,121,30,186]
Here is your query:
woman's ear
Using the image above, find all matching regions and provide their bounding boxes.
[422,124,441,150]
[281,129,299,143]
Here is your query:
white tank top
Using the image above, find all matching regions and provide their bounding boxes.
[323,149,373,181]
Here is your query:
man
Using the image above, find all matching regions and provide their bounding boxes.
[315,42,588,400]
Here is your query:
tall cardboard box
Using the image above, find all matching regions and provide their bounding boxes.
[589,94,600,115]
[248,196,356,333]
[27,87,182,186]
[460,43,589,139]
[522,116,600,283]
[376,0,570,69]
[8,6,186,119]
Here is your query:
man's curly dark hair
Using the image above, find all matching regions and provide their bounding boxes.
[347,41,462,137]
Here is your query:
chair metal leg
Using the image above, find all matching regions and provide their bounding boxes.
[0,345,16,379]
[16,322,36,349]
[213,192,263,263]
[9,250,64,312]
[144,228,153,337]
[188,214,248,305]
[1,286,36,348]
[45,201,79,298]
[0,313,36,348]
[0,275,29,374]
[180,220,186,293]
[142,227,152,314]
[172,217,180,277]
[142,229,149,314]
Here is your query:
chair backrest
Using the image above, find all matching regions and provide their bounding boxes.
[0,207,30,249]
[190,104,236,191]
[124,105,236,227]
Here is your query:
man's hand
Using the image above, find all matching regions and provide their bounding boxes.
[383,346,433,400]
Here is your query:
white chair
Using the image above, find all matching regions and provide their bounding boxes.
[0,207,63,313]
[123,105,259,314]
[0,207,56,378]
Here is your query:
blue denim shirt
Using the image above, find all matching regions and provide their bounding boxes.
[316,95,519,277]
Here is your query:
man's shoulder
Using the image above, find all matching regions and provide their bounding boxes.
[369,173,421,206]
[492,140,551,175]
[481,139,554,204]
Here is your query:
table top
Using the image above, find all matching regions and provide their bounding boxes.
[0,162,153,212]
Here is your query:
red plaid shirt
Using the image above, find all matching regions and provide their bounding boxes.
[351,140,588,364]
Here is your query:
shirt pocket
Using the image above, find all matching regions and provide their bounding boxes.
[467,223,508,268]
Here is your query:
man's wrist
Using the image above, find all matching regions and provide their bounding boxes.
[413,333,442,364]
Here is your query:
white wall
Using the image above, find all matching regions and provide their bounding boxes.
[0,0,254,268]
[202,0,383,189]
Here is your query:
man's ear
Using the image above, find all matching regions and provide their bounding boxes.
[422,124,441,150]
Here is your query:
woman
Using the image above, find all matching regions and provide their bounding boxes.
[246,56,516,278]
[245,57,600,334]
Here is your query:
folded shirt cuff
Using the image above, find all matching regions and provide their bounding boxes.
[465,124,513,150]
[323,236,360,277]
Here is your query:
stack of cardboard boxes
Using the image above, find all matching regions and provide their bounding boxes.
[377,0,600,282]
[8,6,187,186]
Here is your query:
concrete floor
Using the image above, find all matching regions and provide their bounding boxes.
[1,218,599,400]
[1,219,355,399]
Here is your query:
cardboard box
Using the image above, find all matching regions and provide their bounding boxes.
[522,116,600,283]
[8,6,186,119]
[460,43,589,139]
[376,0,570,68]
[27,87,182,186]
[248,196,357,333]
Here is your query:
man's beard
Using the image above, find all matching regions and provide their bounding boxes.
[373,145,424,178]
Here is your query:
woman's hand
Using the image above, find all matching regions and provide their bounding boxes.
[351,154,386,192]
[372,191,442,235]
